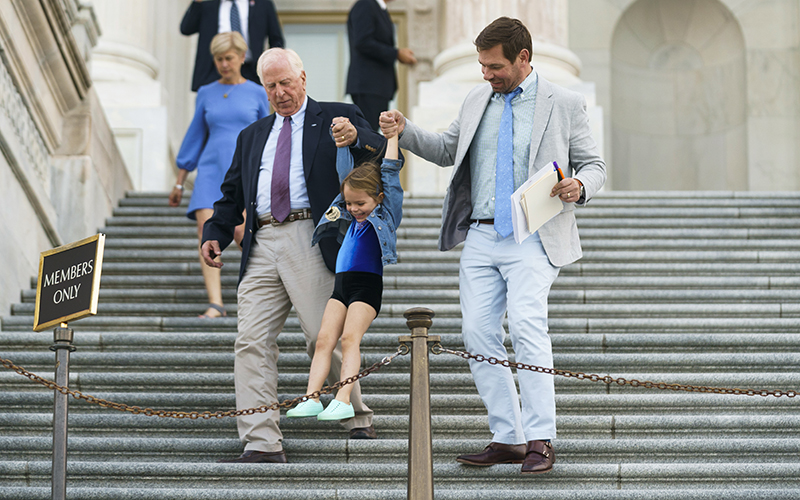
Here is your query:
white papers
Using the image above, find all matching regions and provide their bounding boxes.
[510,163,564,244]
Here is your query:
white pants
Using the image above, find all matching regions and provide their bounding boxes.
[234,219,373,452]
[460,223,560,444]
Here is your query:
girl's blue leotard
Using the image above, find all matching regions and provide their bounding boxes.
[335,219,383,276]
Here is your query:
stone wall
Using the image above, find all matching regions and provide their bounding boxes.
[0,0,131,318]
[570,0,800,191]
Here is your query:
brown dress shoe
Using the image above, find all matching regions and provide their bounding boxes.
[217,450,287,463]
[520,440,555,474]
[349,425,377,439]
[456,442,526,466]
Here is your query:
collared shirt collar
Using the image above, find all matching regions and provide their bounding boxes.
[494,66,537,100]
[274,96,308,128]
[375,0,388,10]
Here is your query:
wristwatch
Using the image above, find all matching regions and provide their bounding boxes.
[175,184,184,191]
[577,182,585,202]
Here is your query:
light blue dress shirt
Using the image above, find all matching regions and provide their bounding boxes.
[256,96,311,218]
[470,68,538,220]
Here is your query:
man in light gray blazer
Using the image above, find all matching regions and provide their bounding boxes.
[380,17,605,475]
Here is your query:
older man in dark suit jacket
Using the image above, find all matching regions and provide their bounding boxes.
[201,48,384,463]
[181,0,285,91]
[345,0,416,130]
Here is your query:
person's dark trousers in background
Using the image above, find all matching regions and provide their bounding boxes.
[351,94,388,132]
[241,61,260,86]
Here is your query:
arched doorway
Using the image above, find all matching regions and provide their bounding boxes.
[611,0,747,190]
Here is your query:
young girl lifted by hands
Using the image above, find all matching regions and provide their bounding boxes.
[287,113,403,421]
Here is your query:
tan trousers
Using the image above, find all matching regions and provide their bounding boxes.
[234,219,373,452]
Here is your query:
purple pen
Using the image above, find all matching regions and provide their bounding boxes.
[553,161,565,181]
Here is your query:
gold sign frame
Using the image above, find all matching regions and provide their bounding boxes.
[33,233,105,332]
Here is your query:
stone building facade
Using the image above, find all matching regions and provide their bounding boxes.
[0,0,131,314]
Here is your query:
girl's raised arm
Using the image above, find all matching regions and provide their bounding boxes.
[381,111,399,160]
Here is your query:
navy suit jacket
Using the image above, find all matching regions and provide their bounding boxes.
[202,98,387,281]
[345,0,397,100]
[181,0,285,92]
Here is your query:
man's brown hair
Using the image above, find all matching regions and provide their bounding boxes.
[474,17,532,64]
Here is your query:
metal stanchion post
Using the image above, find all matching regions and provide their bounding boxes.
[401,307,438,500]
[50,323,75,500]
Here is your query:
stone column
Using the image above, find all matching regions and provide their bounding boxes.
[406,0,602,196]
[91,0,170,191]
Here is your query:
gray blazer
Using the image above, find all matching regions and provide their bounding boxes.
[398,72,606,268]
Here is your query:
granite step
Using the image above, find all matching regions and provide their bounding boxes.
[5,332,800,354]
[6,314,800,333]
[3,436,800,463]
[89,248,800,264]
[15,300,800,318]
[23,286,800,304]
[2,487,798,500]
[99,236,800,252]
[84,260,800,277]
[1,461,798,492]
[4,413,799,440]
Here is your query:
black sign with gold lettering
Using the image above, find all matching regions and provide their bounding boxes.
[33,234,105,331]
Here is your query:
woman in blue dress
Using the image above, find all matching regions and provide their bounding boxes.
[169,32,270,318]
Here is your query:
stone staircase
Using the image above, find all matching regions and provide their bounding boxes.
[2,191,800,499]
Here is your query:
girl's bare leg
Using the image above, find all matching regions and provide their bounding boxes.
[335,301,377,404]
[305,299,348,401]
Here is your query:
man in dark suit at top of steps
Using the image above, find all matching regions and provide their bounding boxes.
[181,0,285,92]
[346,0,416,131]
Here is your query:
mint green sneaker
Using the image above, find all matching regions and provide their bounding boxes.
[286,399,323,418]
[317,399,355,421]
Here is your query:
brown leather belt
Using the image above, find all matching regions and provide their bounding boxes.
[258,208,312,228]
[471,219,494,225]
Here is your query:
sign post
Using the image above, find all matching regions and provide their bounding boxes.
[33,234,105,500]
[50,324,74,500]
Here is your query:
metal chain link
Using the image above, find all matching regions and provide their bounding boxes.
[431,343,798,398]
[0,344,409,419]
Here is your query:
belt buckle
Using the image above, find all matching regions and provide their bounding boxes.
[268,209,307,226]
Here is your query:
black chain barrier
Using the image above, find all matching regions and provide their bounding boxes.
[0,344,409,419]
[431,343,798,399]
[4,336,798,418]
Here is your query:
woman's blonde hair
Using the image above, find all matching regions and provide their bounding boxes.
[342,162,383,201]
[210,31,248,58]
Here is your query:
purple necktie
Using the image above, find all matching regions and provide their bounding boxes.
[271,116,292,222]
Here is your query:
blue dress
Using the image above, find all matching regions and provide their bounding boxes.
[176,80,270,220]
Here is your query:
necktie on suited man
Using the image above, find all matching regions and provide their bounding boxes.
[493,87,523,238]
[270,116,292,223]
[230,0,242,35]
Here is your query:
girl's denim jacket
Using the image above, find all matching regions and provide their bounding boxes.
[311,146,403,266]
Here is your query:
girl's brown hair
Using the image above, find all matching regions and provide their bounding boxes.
[342,161,383,201]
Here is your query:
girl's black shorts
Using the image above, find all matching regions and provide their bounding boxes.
[331,271,383,315]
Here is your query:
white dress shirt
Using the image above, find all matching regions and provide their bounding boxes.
[218,0,252,61]
[256,97,311,217]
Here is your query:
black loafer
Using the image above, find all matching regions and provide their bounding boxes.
[217,450,287,463]
[349,425,377,439]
